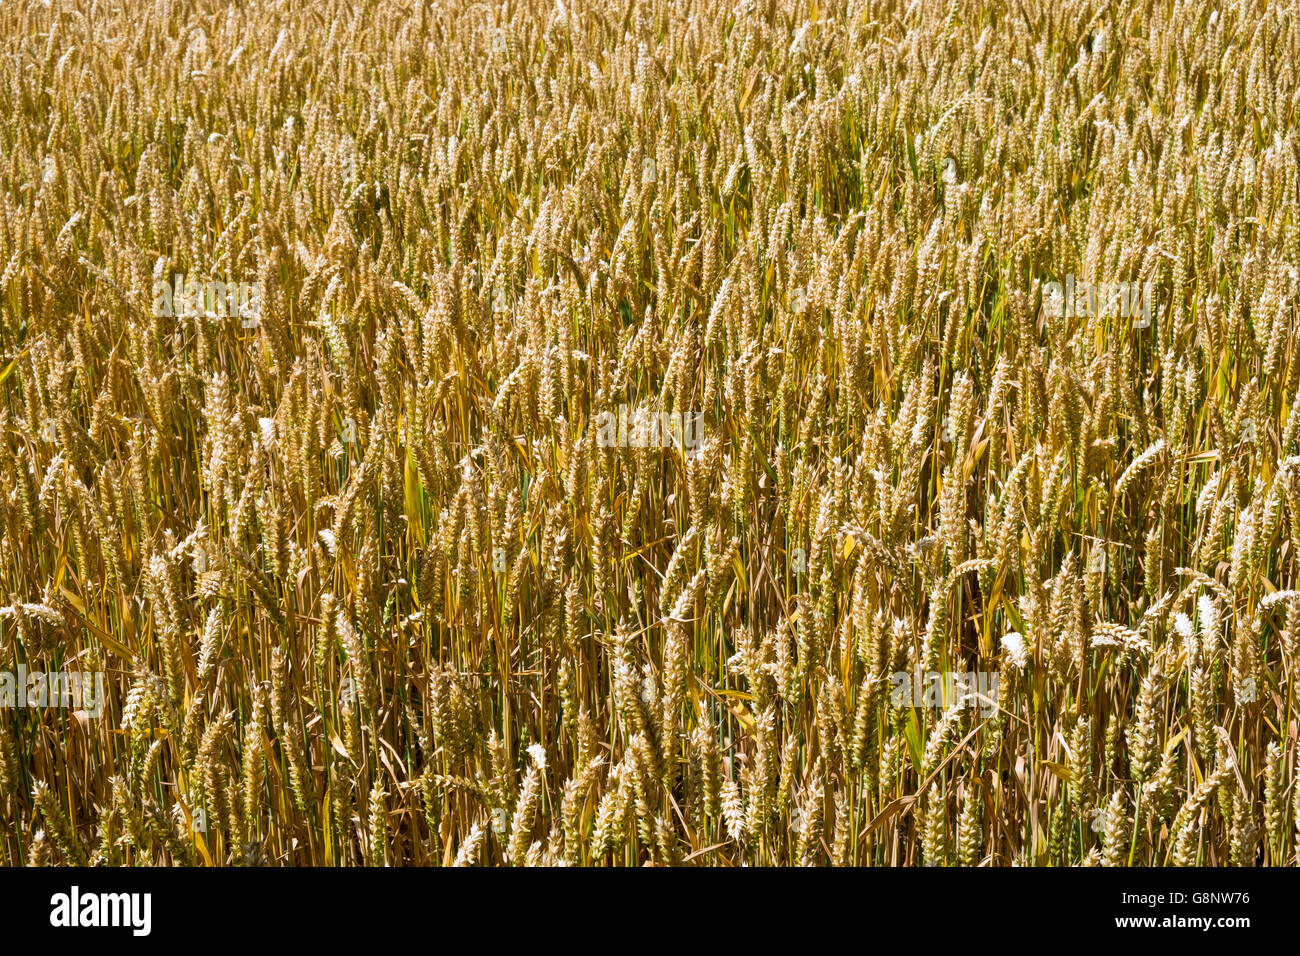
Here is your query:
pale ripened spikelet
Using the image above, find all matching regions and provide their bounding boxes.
[1263,742,1284,854]
[1068,718,1095,813]
[1171,744,1237,847]
[453,822,486,867]
[32,780,87,866]
[27,830,52,867]
[1128,669,1161,783]
[1113,440,1167,501]
[196,711,235,842]
[794,763,826,867]
[197,606,223,685]
[921,792,949,867]
[693,713,722,827]
[337,608,375,725]
[1143,746,1181,826]
[1100,790,1131,868]
[559,755,604,866]
[829,785,851,867]
[1172,824,1200,868]
[956,785,983,866]
[368,783,389,866]
[720,777,746,846]
[591,763,631,860]
[241,690,266,846]
[921,705,964,776]
[508,745,547,865]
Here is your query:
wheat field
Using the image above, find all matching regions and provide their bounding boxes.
[1,0,1298,867]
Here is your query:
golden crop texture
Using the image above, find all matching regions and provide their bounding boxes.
[1,0,1298,866]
